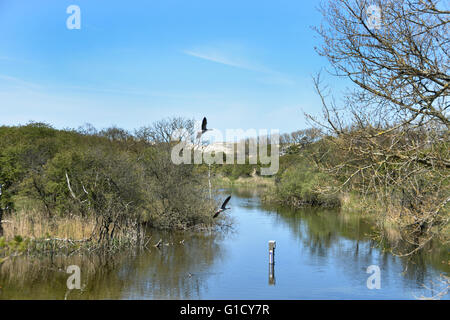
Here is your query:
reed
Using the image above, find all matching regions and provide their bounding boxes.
[0,209,147,256]
[2,209,95,241]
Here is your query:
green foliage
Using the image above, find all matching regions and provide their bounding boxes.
[213,160,259,180]
[0,119,216,232]
[229,163,256,180]
[275,156,340,208]
[0,235,30,256]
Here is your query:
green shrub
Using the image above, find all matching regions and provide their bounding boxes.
[0,119,217,235]
[275,158,340,208]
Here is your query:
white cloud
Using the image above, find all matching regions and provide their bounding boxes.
[183,49,258,71]
[0,74,41,89]
[183,44,295,85]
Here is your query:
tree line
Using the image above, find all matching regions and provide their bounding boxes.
[0,118,217,246]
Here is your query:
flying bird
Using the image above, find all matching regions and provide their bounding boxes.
[197,117,211,139]
[213,195,231,218]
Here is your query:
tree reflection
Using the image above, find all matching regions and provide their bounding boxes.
[258,195,449,292]
[0,231,225,299]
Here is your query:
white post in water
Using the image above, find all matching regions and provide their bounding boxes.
[268,240,276,285]
[268,240,276,264]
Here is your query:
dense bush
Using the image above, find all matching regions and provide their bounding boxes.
[275,157,340,208]
[0,119,217,240]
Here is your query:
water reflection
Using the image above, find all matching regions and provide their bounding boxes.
[123,231,226,299]
[0,253,129,299]
[258,195,449,282]
[254,189,448,297]
[268,264,275,285]
[0,187,448,299]
[0,231,226,299]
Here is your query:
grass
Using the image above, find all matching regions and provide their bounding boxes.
[0,209,147,257]
[213,175,275,188]
[340,191,450,250]
[2,209,95,241]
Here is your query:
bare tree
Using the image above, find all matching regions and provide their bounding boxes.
[311,0,449,254]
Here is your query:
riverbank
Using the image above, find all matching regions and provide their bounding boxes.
[1,187,448,300]
[213,175,275,188]
[0,206,226,258]
[0,121,220,256]
[261,183,450,256]
[0,207,151,259]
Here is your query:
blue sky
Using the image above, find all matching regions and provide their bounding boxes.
[0,0,343,136]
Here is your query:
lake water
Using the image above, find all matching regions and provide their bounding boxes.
[0,187,448,299]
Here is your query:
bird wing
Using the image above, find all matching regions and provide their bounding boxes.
[201,117,207,131]
[221,195,231,209]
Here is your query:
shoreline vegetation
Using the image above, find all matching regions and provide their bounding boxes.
[213,173,275,188]
[210,127,448,257]
[252,0,449,258]
[1,121,447,259]
[213,149,448,248]
[0,118,224,259]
